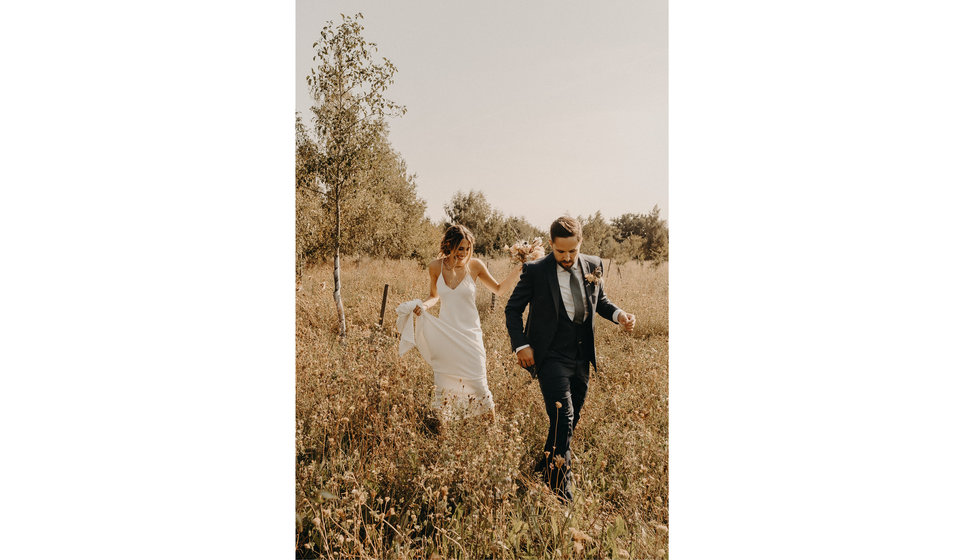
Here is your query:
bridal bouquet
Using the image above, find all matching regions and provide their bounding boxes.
[506,237,546,264]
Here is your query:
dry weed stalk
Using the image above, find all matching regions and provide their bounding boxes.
[296,258,668,558]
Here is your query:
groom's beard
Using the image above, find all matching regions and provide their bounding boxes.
[557,259,574,270]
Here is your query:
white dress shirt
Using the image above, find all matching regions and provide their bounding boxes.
[557,261,590,323]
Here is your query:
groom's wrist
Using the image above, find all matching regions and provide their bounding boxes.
[515,344,530,353]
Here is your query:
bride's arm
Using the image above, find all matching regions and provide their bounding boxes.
[414,259,441,315]
[473,258,523,296]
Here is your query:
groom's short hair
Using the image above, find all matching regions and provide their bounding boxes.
[550,216,582,241]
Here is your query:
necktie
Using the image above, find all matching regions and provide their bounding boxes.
[569,267,585,324]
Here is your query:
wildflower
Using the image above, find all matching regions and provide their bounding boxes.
[571,528,593,543]
[584,268,603,285]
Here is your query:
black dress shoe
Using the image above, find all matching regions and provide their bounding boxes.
[544,462,574,503]
[556,485,573,503]
[533,456,548,473]
[553,472,574,503]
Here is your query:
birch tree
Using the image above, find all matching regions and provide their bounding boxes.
[306,13,405,337]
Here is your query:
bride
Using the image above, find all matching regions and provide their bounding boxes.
[406,224,522,424]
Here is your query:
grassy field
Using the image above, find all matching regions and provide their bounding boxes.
[295,257,668,559]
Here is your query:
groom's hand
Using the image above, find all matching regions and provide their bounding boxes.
[516,347,535,369]
[619,312,636,332]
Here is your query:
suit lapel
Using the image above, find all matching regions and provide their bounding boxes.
[579,255,595,308]
[545,252,562,317]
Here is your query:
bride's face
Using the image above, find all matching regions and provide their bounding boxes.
[451,240,472,263]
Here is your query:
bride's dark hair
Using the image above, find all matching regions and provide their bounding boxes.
[439,224,476,260]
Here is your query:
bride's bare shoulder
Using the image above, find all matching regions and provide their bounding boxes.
[427,258,442,273]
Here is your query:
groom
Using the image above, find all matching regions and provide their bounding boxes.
[505,216,636,502]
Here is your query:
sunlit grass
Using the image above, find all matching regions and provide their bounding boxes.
[296,257,668,558]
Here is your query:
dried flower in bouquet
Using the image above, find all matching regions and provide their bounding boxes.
[506,237,546,264]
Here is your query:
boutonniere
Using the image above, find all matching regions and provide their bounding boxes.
[584,268,603,286]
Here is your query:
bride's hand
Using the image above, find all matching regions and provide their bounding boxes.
[414,304,425,316]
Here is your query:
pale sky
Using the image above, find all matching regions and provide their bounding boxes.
[296,0,667,231]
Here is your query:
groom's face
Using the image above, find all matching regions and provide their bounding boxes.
[552,235,582,270]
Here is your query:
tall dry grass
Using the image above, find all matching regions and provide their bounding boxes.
[296,257,668,558]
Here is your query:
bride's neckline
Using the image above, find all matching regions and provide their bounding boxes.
[441,259,469,291]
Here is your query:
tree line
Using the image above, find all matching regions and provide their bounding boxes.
[298,135,669,269]
[296,13,667,334]
[442,190,668,265]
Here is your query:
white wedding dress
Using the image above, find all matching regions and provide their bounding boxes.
[397,263,495,420]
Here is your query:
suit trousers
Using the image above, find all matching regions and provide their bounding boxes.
[537,354,590,473]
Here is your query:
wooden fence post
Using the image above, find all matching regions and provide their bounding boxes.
[378,284,389,326]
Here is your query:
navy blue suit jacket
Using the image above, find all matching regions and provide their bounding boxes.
[504,252,621,374]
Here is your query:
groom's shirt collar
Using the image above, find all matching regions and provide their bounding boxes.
[555,260,581,273]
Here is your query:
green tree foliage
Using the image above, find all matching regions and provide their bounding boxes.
[494,215,546,255]
[579,211,618,258]
[342,136,435,260]
[443,189,545,256]
[296,115,328,279]
[612,235,646,265]
[297,116,436,266]
[306,12,407,337]
[442,190,505,255]
[611,205,669,264]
